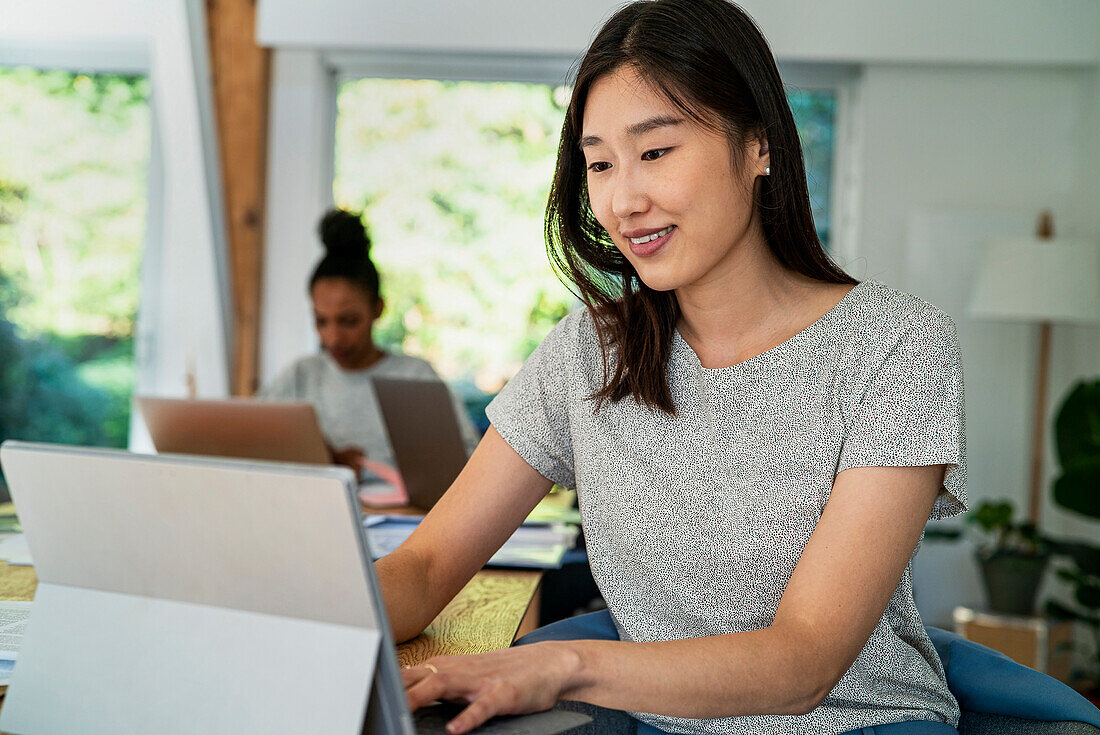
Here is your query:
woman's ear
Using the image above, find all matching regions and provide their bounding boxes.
[755,134,770,177]
[373,298,385,319]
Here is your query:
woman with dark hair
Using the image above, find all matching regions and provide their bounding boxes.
[261,208,477,488]
[378,2,966,733]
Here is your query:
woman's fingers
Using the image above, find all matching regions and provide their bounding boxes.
[450,690,508,735]
[404,663,470,711]
[400,664,433,688]
[401,646,569,733]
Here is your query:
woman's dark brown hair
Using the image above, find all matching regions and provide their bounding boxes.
[546,0,854,414]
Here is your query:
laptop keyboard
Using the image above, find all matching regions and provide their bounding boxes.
[413,701,585,735]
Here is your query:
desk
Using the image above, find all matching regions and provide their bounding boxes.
[356,504,544,660]
[0,561,541,692]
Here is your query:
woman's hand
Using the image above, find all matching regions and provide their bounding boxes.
[402,642,581,734]
[330,445,366,472]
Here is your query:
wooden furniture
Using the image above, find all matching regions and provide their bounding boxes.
[953,605,1073,682]
[206,0,271,397]
[396,569,541,667]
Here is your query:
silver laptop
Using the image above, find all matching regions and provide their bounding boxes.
[0,441,589,735]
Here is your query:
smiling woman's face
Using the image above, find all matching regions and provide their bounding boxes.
[580,66,769,293]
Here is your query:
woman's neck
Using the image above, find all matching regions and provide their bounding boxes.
[335,344,385,372]
[674,244,833,369]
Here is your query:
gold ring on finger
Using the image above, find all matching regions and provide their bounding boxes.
[422,663,439,675]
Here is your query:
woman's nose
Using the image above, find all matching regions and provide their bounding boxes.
[610,166,649,220]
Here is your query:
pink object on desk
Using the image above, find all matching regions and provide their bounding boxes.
[358,459,409,508]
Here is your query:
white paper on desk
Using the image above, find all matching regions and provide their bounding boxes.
[0,600,32,686]
[0,600,32,657]
[0,534,32,566]
[362,516,578,569]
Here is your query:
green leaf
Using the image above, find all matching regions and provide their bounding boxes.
[1052,462,1100,520]
[1077,583,1100,610]
[1045,599,1083,621]
[1054,380,1100,469]
[1055,541,1100,577]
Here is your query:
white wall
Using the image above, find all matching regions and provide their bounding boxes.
[844,64,1100,624]
[258,0,1100,66]
[1,0,232,423]
[260,50,333,385]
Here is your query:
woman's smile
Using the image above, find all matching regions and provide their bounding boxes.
[625,224,676,257]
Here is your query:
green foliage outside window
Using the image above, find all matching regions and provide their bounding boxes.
[334,79,574,401]
[0,67,149,455]
[788,88,836,245]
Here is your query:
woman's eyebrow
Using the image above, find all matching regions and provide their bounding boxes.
[579,115,686,150]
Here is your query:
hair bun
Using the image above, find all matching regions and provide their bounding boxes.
[318,208,371,258]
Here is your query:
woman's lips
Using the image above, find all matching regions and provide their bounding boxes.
[627,225,675,257]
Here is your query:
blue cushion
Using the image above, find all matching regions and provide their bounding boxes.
[516,609,620,646]
[925,627,1100,728]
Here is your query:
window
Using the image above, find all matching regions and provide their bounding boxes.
[788,88,837,247]
[0,67,150,456]
[331,74,839,425]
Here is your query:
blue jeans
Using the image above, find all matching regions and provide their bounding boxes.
[515,610,959,735]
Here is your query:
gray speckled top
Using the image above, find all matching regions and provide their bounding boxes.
[486,280,967,735]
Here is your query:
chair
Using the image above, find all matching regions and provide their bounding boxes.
[926,627,1100,734]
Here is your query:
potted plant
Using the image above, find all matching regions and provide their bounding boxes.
[966,499,1050,616]
[1045,379,1100,701]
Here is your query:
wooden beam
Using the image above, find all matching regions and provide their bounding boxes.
[206,0,270,396]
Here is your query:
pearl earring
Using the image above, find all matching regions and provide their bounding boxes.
[765,166,771,176]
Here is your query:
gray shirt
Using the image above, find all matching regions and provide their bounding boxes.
[260,352,479,468]
[486,280,967,735]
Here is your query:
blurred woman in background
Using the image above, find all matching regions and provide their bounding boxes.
[261,208,478,490]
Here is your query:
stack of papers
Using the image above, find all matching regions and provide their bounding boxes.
[362,515,578,569]
[0,601,32,686]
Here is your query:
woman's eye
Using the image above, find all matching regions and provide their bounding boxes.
[587,161,611,173]
[641,148,668,161]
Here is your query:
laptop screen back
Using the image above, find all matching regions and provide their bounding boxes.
[139,397,332,465]
[371,378,469,510]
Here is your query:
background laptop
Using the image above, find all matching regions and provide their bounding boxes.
[0,442,589,735]
[371,376,470,511]
[138,396,332,464]
[139,385,471,510]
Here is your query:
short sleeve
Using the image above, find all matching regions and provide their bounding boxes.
[837,310,968,520]
[485,313,578,488]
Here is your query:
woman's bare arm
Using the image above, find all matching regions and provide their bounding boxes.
[374,426,554,643]
[404,464,944,732]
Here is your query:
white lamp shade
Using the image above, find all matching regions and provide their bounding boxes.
[969,236,1100,325]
